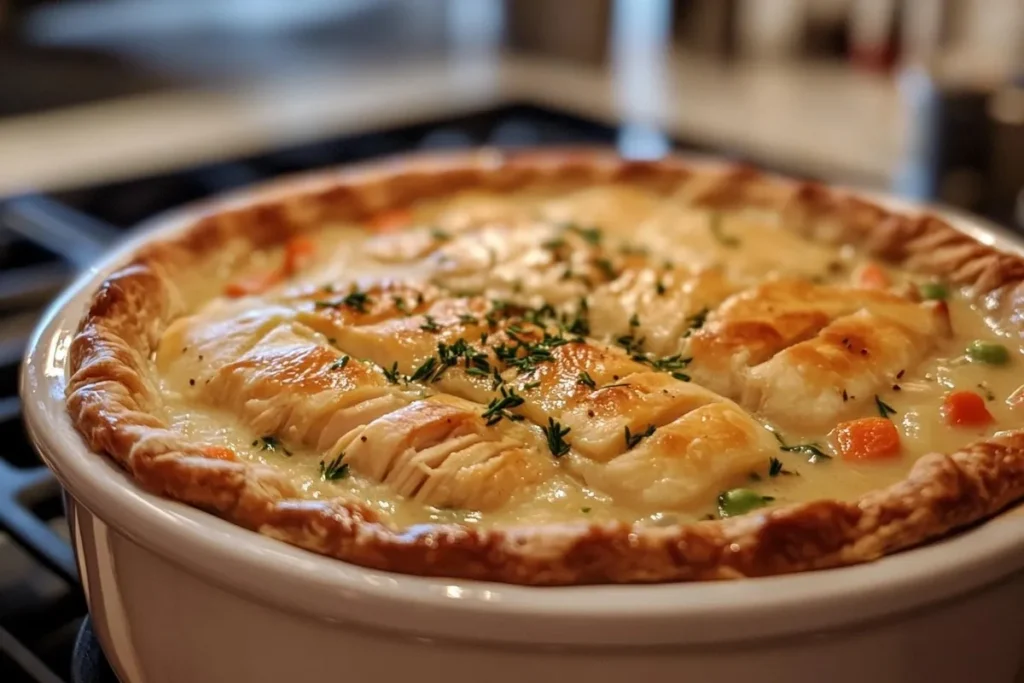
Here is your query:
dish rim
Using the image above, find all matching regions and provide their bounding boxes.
[27,149,1024,638]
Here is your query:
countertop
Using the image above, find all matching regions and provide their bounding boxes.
[0,52,907,196]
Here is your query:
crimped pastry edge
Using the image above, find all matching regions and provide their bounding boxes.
[64,148,1024,585]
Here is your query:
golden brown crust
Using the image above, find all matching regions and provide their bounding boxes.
[64,148,1024,584]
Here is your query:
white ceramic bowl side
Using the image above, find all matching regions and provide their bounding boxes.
[21,178,1024,683]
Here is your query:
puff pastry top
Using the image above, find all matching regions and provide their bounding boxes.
[65,151,1024,584]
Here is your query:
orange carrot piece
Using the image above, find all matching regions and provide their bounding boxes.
[224,270,284,297]
[855,263,890,290]
[367,208,413,233]
[201,446,238,461]
[942,390,994,427]
[832,417,901,461]
[283,236,316,275]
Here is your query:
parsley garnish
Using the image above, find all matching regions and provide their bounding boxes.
[685,307,710,334]
[481,386,526,426]
[330,356,350,371]
[619,244,649,256]
[768,456,795,477]
[594,257,618,280]
[430,227,451,241]
[408,356,441,383]
[615,333,646,355]
[458,313,479,325]
[341,288,371,312]
[565,224,602,245]
[772,430,830,462]
[542,418,571,457]
[256,436,291,456]
[542,237,567,252]
[655,279,667,295]
[564,298,590,336]
[629,313,641,328]
[381,362,403,384]
[875,395,897,419]
[709,212,740,248]
[624,424,656,450]
[577,371,597,389]
[319,454,349,481]
[420,315,441,333]
[522,380,541,391]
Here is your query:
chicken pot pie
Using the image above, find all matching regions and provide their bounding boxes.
[66,151,1024,584]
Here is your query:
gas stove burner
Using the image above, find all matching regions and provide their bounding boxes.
[71,619,118,683]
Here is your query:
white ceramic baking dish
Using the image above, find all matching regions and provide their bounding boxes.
[21,177,1024,683]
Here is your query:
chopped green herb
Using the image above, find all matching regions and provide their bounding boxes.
[381,362,403,384]
[655,279,667,296]
[542,237,567,251]
[458,313,479,325]
[420,315,441,333]
[566,224,603,245]
[319,454,349,481]
[542,418,571,457]
[481,386,526,426]
[594,257,618,280]
[615,333,646,355]
[768,456,795,477]
[624,424,656,450]
[651,354,691,373]
[918,281,948,300]
[709,212,739,248]
[330,356,350,371]
[429,227,451,241]
[619,244,648,256]
[341,288,372,313]
[577,371,597,389]
[684,307,710,334]
[581,506,592,513]
[629,313,641,328]
[780,443,830,462]
[966,340,1011,366]
[408,356,440,383]
[522,380,541,391]
[257,436,291,456]
[394,298,410,315]
[717,488,773,518]
[875,395,897,419]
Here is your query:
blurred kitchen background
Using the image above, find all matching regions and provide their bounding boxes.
[1,1,1024,682]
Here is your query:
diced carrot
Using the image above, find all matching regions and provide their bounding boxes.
[201,446,238,462]
[283,236,316,275]
[367,207,413,233]
[855,263,890,290]
[942,390,994,427]
[831,417,901,461]
[224,270,284,297]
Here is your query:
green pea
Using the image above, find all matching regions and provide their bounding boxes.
[717,488,774,518]
[966,340,1011,366]
[918,282,948,300]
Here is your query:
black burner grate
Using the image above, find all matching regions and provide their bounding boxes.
[0,103,809,683]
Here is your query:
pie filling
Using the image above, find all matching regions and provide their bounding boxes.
[153,184,1023,528]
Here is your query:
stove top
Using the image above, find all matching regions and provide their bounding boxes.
[0,101,862,683]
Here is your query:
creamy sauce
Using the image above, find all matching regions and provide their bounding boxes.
[155,185,1024,528]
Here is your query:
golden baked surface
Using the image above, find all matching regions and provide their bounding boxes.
[65,150,1024,584]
